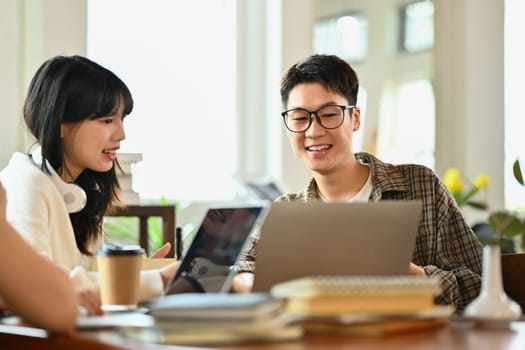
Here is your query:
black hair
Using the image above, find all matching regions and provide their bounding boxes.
[280,54,359,108]
[23,55,133,255]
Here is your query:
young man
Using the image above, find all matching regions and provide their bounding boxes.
[234,54,482,312]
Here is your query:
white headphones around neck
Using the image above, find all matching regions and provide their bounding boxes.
[46,165,87,213]
[30,149,87,213]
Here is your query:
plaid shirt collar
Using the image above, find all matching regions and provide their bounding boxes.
[300,152,411,201]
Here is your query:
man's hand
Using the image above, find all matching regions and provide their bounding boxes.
[230,272,254,293]
[409,262,426,276]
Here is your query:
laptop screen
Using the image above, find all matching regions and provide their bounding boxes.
[165,206,264,294]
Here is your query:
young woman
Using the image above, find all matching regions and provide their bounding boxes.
[0,181,77,332]
[0,55,179,315]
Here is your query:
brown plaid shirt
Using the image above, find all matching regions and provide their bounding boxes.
[238,152,483,312]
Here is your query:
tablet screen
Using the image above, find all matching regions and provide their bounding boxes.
[165,206,264,294]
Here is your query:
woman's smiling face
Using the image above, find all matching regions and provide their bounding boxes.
[59,101,126,181]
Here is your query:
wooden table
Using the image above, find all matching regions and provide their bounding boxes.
[2,319,525,350]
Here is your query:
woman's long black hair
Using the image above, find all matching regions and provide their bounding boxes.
[23,55,134,255]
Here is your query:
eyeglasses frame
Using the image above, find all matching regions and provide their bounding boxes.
[281,104,355,133]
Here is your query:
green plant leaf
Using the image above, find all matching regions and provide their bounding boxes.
[452,192,464,206]
[159,196,169,206]
[477,236,515,250]
[514,159,524,186]
[488,211,523,238]
[461,187,479,204]
[103,216,140,245]
[466,200,487,210]
[147,217,163,251]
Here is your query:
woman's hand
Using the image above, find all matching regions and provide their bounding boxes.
[76,287,103,316]
[159,261,181,287]
[150,242,172,258]
[230,272,254,293]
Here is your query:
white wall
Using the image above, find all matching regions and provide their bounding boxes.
[279,0,316,191]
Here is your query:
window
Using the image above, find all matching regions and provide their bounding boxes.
[400,0,434,53]
[312,1,435,168]
[353,88,368,152]
[313,13,368,63]
[376,80,435,168]
[87,0,237,201]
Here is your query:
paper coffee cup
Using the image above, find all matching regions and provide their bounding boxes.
[97,244,144,311]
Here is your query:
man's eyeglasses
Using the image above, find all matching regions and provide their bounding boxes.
[281,105,355,133]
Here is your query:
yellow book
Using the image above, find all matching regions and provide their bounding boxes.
[271,275,442,316]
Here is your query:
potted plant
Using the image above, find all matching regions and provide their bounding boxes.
[462,159,525,323]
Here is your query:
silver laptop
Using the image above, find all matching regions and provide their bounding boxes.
[252,201,422,292]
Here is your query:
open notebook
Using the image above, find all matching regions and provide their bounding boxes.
[252,201,422,292]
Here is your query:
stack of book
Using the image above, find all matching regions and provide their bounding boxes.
[271,275,453,337]
[119,293,303,346]
[115,152,142,204]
